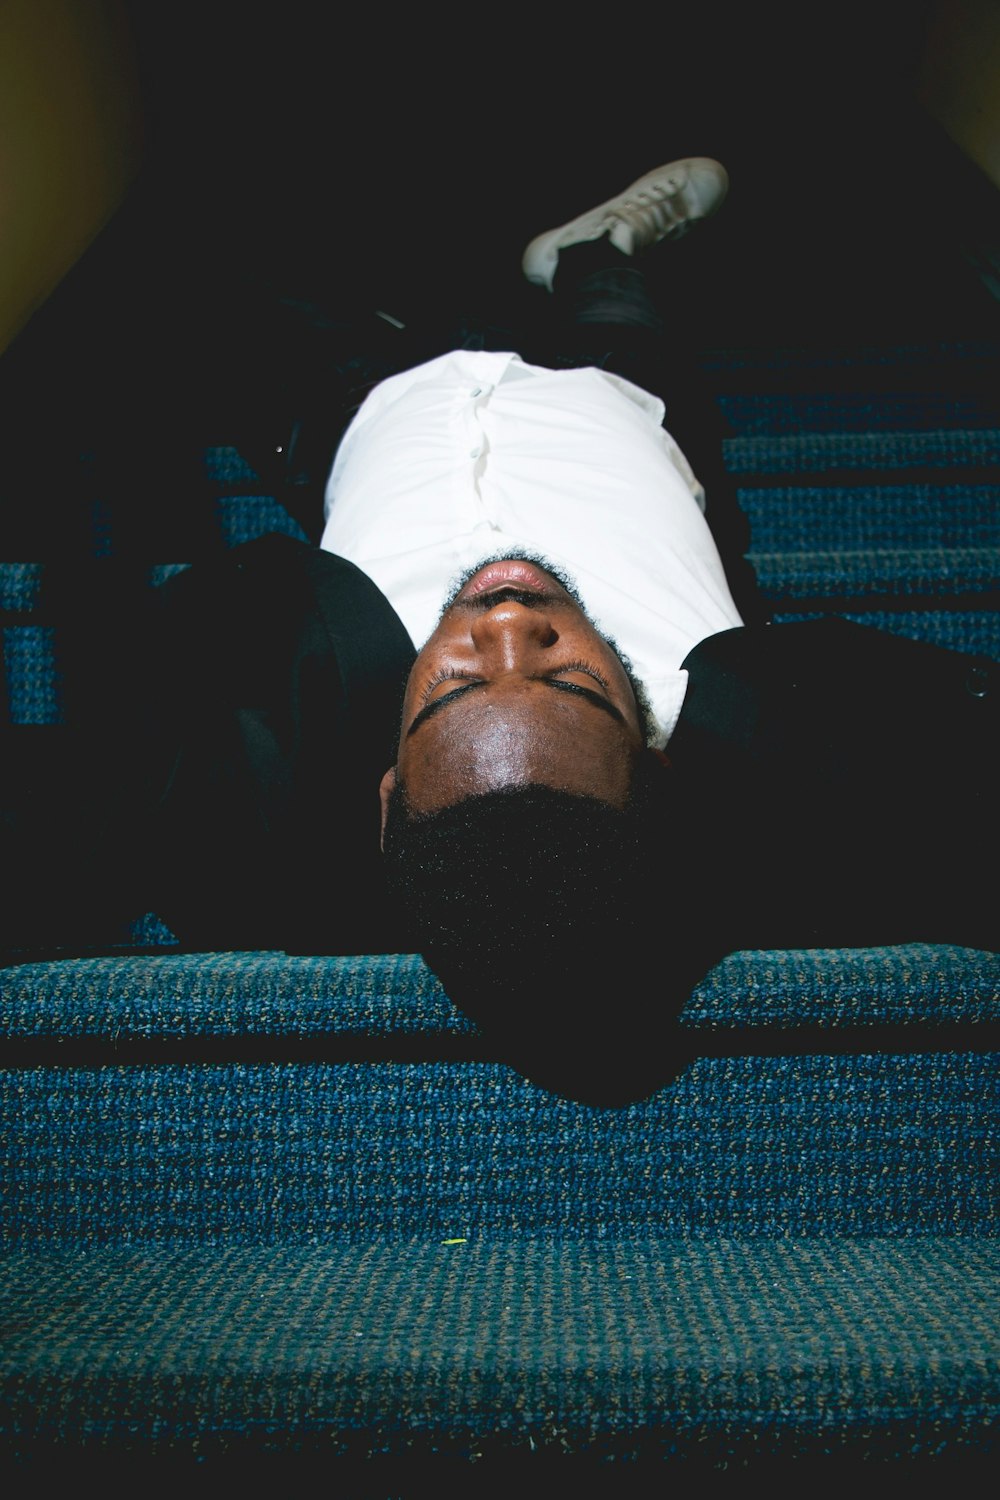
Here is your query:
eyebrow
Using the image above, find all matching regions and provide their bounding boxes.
[406,676,627,737]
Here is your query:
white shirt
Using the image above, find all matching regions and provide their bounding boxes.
[320,349,743,747]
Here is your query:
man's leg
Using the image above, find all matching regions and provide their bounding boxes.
[515,159,770,625]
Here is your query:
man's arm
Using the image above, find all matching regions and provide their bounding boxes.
[671,617,998,953]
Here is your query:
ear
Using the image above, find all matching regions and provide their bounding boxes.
[378,767,397,850]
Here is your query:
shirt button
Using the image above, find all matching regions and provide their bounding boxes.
[965,665,990,698]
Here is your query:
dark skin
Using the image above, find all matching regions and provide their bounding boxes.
[379,557,647,835]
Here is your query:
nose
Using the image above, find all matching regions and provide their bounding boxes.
[469,602,558,668]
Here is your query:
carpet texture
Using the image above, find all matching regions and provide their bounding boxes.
[1,334,997,1473]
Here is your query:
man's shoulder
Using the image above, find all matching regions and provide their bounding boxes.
[682,616,877,674]
[674,616,998,759]
[153,534,416,689]
[675,618,852,749]
[683,614,996,684]
[160,534,408,632]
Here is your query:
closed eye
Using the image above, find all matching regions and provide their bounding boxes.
[406,665,624,737]
[419,667,483,703]
[548,658,612,691]
[420,659,610,704]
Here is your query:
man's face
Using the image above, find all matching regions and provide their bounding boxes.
[380,556,646,824]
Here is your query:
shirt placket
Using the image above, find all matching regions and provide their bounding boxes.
[452,378,500,534]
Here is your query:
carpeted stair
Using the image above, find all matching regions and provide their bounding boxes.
[1,329,998,1486]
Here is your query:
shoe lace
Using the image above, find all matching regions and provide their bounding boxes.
[608,183,686,249]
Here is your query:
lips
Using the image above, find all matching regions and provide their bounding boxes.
[458,560,556,600]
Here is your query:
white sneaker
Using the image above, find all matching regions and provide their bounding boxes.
[522,157,729,292]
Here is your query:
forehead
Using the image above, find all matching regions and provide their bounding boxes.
[398,680,639,810]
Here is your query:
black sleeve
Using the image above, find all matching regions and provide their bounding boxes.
[137,535,414,955]
[670,618,999,953]
[0,536,415,960]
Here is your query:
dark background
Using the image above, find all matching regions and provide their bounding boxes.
[3,0,1000,513]
[114,1,997,333]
